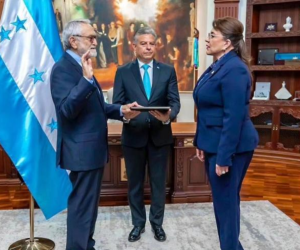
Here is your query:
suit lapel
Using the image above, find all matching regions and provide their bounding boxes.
[64,52,82,75]
[196,51,237,91]
[93,77,105,110]
[131,60,148,100]
[149,60,160,102]
[194,66,212,89]
[196,65,220,91]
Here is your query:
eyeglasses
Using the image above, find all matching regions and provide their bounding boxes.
[73,35,97,43]
[207,33,224,40]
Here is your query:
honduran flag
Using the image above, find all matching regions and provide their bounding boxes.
[0,0,72,219]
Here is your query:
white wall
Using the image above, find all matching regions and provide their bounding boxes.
[176,0,215,122]
[176,93,195,122]
[239,0,247,36]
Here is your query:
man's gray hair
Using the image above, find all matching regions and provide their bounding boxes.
[133,27,157,44]
[62,19,91,50]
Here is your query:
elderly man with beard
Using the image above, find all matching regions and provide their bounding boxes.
[50,19,140,250]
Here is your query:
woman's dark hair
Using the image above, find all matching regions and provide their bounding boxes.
[212,17,251,69]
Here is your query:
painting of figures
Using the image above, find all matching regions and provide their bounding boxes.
[52,0,196,91]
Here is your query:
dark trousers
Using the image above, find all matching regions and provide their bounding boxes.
[205,151,254,250]
[123,141,170,227]
[66,167,104,250]
[111,46,118,64]
[95,41,101,68]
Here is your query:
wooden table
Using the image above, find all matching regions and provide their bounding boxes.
[104,122,211,204]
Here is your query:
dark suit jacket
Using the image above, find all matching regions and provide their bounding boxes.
[50,52,121,171]
[113,59,180,148]
[193,51,259,166]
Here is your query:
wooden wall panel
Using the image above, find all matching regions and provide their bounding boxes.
[102,156,114,184]
[0,146,19,184]
[189,156,206,184]
[214,0,240,19]
[0,146,9,179]
[172,137,211,203]
[0,0,4,18]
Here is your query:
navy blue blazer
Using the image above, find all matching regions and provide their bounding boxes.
[113,59,180,148]
[193,51,259,166]
[50,52,121,171]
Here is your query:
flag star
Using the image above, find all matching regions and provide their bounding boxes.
[29,69,45,84]
[0,26,12,42]
[11,16,27,32]
[47,119,57,133]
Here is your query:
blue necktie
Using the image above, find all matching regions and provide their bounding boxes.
[142,64,151,100]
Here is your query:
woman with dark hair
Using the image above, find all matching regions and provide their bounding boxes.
[193,17,259,250]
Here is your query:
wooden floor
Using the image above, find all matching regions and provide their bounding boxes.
[241,151,300,225]
[0,184,30,210]
[1,151,300,225]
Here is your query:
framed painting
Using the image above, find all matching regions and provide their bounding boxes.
[52,0,197,92]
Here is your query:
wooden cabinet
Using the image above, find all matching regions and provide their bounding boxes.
[246,0,300,98]
[0,145,20,185]
[100,141,174,204]
[247,0,300,153]
[250,100,300,152]
[242,1,300,221]
[172,136,211,203]
[0,123,211,208]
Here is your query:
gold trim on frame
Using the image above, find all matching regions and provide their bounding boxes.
[120,158,128,182]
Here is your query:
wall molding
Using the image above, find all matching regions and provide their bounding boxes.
[214,0,240,19]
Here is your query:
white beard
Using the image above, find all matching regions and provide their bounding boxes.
[89,48,97,58]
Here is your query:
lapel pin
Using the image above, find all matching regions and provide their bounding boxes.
[157,66,159,69]
[211,71,214,74]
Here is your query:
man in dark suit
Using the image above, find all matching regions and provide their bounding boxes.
[113,27,180,242]
[50,19,139,250]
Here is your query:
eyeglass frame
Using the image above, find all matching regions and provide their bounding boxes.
[72,34,97,43]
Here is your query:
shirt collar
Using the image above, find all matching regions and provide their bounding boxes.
[66,49,82,66]
[138,59,153,69]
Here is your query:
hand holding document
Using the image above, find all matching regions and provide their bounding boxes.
[130,106,171,122]
[122,102,141,119]
[149,108,171,123]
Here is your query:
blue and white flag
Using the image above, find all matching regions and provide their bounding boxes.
[0,0,72,219]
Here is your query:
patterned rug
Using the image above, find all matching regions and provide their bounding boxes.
[1,201,299,250]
